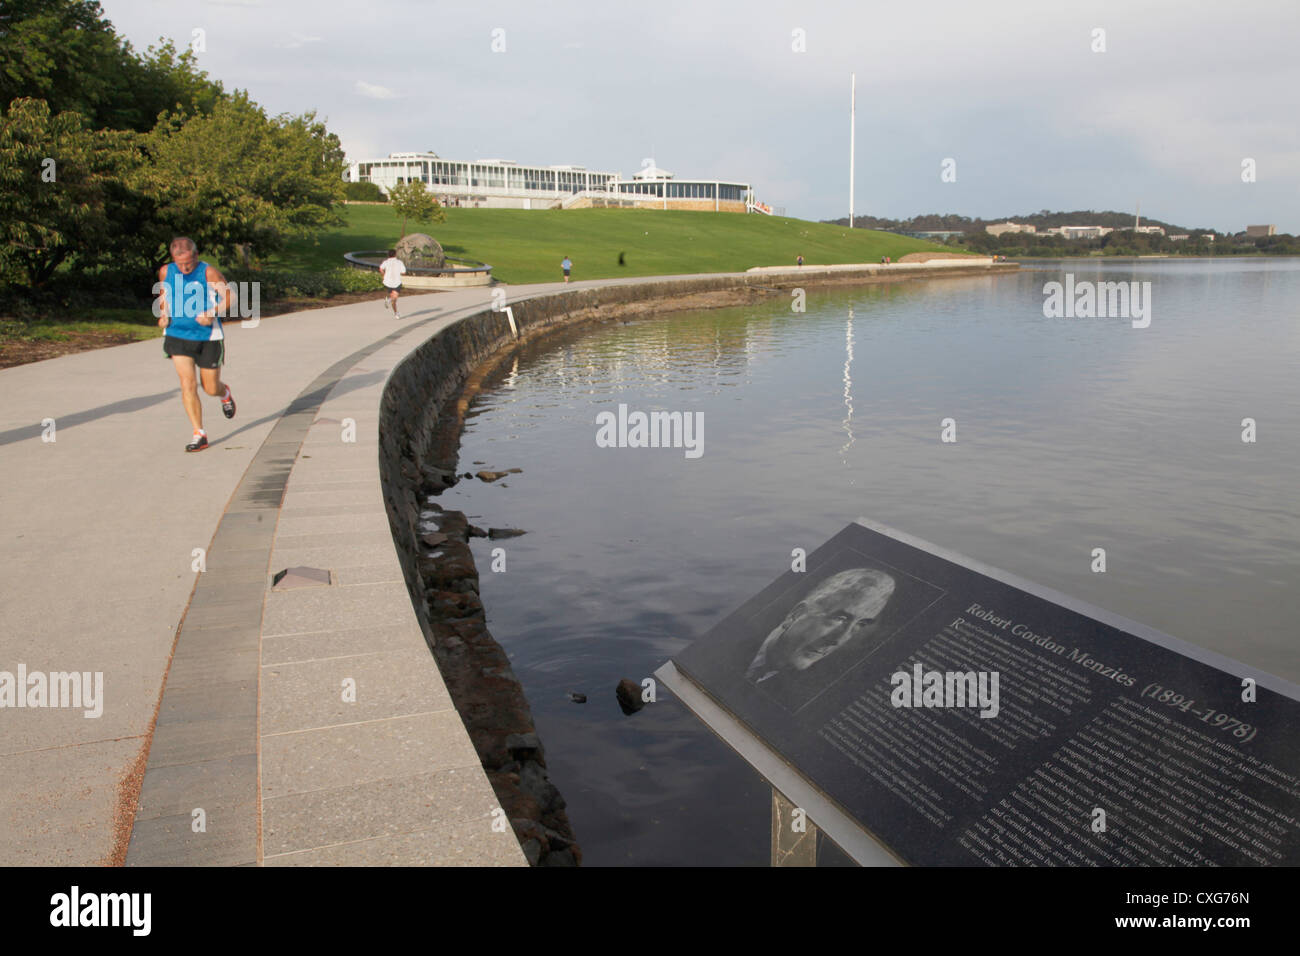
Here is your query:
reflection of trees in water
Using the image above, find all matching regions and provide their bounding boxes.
[476,285,927,403]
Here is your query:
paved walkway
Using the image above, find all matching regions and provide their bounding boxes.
[0,270,753,865]
[0,262,1003,865]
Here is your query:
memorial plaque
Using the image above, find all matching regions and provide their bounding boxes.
[663,519,1300,866]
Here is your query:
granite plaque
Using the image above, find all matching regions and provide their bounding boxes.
[666,519,1300,866]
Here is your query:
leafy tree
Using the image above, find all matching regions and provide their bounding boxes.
[145,93,346,265]
[0,97,130,285]
[123,39,226,128]
[388,180,444,238]
[0,2,224,131]
[0,0,124,126]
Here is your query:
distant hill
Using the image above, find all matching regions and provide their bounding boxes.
[823,211,1222,236]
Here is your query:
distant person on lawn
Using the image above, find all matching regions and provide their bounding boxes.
[379,250,406,318]
[157,237,236,453]
[561,255,572,283]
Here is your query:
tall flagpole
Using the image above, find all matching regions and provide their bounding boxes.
[849,73,855,228]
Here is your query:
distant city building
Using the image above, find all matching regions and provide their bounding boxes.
[985,221,1036,236]
[1059,225,1114,239]
[1168,234,1190,241]
[1133,225,1166,236]
[1200,234,1216,241]
[1246,224,1277,237]
[347,151,755,213]
[906,230,965,240]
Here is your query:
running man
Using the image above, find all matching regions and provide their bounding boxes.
[561,255,572,283]
[379,249,406,318]
[157,237,236,453]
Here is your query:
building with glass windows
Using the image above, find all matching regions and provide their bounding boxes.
[347,152,757,213]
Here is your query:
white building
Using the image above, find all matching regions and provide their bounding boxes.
[1058,225,1114,239]
[985,221,1036,236]
[347,152,755,213]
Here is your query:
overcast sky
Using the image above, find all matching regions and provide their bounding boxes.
[102,0,1299,232]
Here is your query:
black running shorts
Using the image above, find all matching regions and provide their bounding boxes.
[163,336,224,369]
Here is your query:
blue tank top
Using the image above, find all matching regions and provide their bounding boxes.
[163,262,223,341]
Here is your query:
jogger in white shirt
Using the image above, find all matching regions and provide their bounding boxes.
[379,249,407,319]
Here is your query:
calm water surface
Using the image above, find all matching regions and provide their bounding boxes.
[434,258,1300,865]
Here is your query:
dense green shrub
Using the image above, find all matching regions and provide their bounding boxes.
[344,181,386,202]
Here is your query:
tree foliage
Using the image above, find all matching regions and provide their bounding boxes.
[144,93,346,264]
[0,1,223,131]
[388,180,444,238]
[0,98,147,284]
[0,0,348,296]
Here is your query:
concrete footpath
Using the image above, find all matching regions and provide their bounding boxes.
[0,261,1003,866]
[0,271,737,866]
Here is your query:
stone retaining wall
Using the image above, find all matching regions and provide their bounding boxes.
[376,262,1014,864]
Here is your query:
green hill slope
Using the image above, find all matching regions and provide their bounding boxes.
[272,206,963,283]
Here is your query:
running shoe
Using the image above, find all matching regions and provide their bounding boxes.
[186,432,208,452]
[221,386,236,419]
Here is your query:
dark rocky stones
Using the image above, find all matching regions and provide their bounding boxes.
[506,732,545,762]
[488,528,526,539]
[476,470,509,482]
[520,761,565,814]
[521,839,542,866]
[568,692,587,703]
[617,678,645,715]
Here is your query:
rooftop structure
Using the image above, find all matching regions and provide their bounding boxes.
[348,152,756,213]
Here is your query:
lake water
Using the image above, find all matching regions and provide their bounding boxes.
[433,258,1300,865]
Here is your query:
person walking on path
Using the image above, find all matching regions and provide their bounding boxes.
[796,254,804,267]
[561,255,572,283]
[156,237,236,453]
[379,249,407,318]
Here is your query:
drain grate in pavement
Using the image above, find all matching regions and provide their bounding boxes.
[272,566,333,589]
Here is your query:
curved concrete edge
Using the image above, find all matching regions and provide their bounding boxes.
[124,298,528,867]
[115,258,1014,867]
[373,259,1020,861]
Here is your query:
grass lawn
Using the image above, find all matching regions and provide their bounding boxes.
[0,310,160,342]
[269,206,962,284]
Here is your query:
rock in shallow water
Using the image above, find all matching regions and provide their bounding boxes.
[568,691,587,703]
[616,678,645,715]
